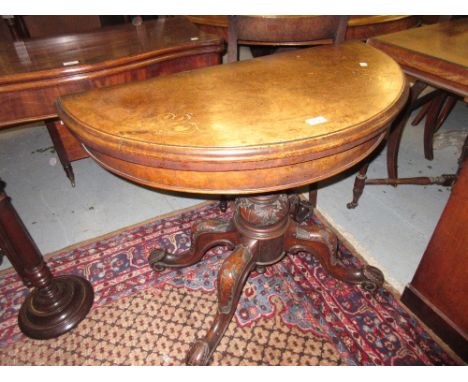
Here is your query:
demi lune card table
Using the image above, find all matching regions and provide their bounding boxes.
[57,41,408,365]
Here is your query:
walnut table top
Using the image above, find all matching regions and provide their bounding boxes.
[368,19,468,98]
[57,41,408,194]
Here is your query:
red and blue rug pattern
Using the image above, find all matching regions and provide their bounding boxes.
[0,202,457,365]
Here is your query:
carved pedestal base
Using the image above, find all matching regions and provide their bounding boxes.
[149,193,384,365]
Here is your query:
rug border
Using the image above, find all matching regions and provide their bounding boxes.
[0,200,213,277]
[313,208,464,365]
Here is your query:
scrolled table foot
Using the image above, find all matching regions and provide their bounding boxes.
[284,221,385,292]
[359,265,384,292]
[186,340,211,366]
[148,249,167,271]
[148,219,239,272]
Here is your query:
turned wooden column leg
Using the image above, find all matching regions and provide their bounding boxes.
[0,185,94,339]
[46,120,75,187]
[347,161,370,209]
[148,219,239,271]
[186,244,257,365]
[284,221,384,292]
[387,80,427,179]
[0,226,31,287]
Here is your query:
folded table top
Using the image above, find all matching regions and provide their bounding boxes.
[57,41,408,194]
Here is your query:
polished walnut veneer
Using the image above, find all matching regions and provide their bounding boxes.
[0,16,224,185]
[57,42,407,194]
[57,42,408,365]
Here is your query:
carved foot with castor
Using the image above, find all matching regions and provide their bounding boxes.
[148,219,239,272]
[186,245,257,365]
[284,221,384,291]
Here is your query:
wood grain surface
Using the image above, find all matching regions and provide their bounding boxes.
[57,41,408,194]
[368,19,468,97]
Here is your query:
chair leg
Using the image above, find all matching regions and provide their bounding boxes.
[424,94,447,161]
[411,100,432,126]
[347,162,370,209]
[387,80,427,179]
[435,95,458,132]
[284,221,384,291]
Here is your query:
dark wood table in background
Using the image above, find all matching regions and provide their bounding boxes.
[369,18,468,180]
[347,19,468,209]
[355,19,467,360]
[0,16,224,185]
[57,42,407,365]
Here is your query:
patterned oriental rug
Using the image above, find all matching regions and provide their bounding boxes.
[0,202,459,366]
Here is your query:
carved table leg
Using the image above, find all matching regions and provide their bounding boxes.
[0,184,94,339]
[148,219,239,271]
[347,161,370,209]
[284,220,384,292]
[148,193,384,365]
[186,244,257,365]
[46,120,76,187]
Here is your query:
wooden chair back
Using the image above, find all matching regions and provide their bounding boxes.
[227,15,349,62]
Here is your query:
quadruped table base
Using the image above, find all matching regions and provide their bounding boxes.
[148,193,384,365]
